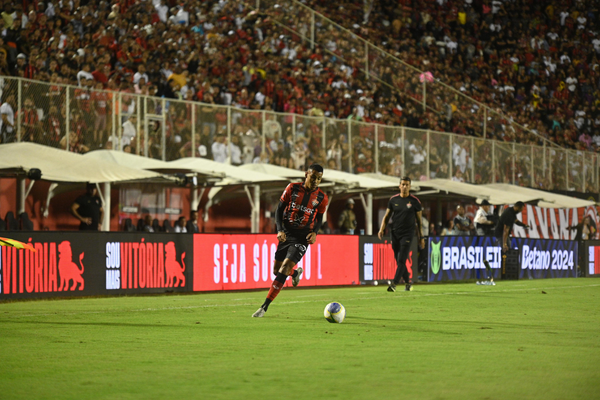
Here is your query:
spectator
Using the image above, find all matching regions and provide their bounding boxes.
[142,215,154,233]
[186,210,200,233]
[174,216,187,233]
[212,134,228,163]
[338,199,357,234]
[229,135,243,166]
[122,115,137,150]
[71,183,103,231]
[0,93,15,143]
[60,129,90,154]
[569,216,597,241]
[453,205,474,236]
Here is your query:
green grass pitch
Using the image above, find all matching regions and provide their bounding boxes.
[1,278,599,400]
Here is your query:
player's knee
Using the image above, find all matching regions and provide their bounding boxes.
[279,262,295,276]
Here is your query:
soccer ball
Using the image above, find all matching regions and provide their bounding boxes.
[324,302,346,323]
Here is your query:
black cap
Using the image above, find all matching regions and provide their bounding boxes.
[480,200,491,206]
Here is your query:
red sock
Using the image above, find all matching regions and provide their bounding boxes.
[266,280,283,301]
[266,273,288,301]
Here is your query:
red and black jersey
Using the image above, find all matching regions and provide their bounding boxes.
[280,182,328,233]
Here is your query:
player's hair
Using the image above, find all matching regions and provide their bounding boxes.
[400,176,411,183]
[515,201,525,208]
[308,163,323,173]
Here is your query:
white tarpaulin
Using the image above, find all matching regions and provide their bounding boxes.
[0,143,167,183]
[484,183,596,208]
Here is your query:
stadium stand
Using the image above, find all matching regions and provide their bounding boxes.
[303,0,600,150]
[3,0,598,151]
[0,0,597,193]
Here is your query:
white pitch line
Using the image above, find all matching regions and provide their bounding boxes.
[1,283,599,319]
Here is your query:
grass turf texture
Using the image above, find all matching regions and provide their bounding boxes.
[1,279,599,400]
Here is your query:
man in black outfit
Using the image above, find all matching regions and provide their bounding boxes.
[186,210,200,233]
[378,176,424,292]
[70,183,103,231]
[494,201,530,252]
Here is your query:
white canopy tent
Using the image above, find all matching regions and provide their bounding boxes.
[0,143,168,184]
[362,176,596,209]
[169,158,289,233]
[484,183,596,208]
[83,150,226,212]
[0,143,175,231]
[413,179,543,205]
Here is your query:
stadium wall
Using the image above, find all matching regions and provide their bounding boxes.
[0,232,359,300]
[427,236,578,282]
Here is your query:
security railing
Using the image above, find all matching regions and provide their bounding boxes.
[1,76,598,193]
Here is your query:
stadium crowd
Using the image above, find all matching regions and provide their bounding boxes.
[0,0,597,184]
[305,0,600,151]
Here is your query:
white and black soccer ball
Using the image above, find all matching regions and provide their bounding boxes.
[324,302,346,323]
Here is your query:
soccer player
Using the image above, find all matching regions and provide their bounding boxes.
[252,164,329,318]
[378,176,424,292]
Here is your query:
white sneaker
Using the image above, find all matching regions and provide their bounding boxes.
[252,307,266,318]
[489,280,496,286]
[476,281,481,285]
[292,267,303,287]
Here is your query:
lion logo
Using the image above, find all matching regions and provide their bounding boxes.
[57,241,85,291]
[165,242,185,287]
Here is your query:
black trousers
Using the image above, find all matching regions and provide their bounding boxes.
[391,233,413,284]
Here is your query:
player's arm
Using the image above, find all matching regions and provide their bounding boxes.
[71,202,90,225]
[515,219,529,229]
[275,200,286,242]
[378,208,392,240]
[306,213,324,245]
[416,210,425,249]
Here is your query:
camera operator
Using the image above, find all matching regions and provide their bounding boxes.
[474,200,497,236]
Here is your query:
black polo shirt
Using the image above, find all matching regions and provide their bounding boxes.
[387,193,422,237]
[494,206,525,238]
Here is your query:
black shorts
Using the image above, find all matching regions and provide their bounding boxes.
[274,233,309,264]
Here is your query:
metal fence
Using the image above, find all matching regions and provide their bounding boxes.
[1,76,597,193]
